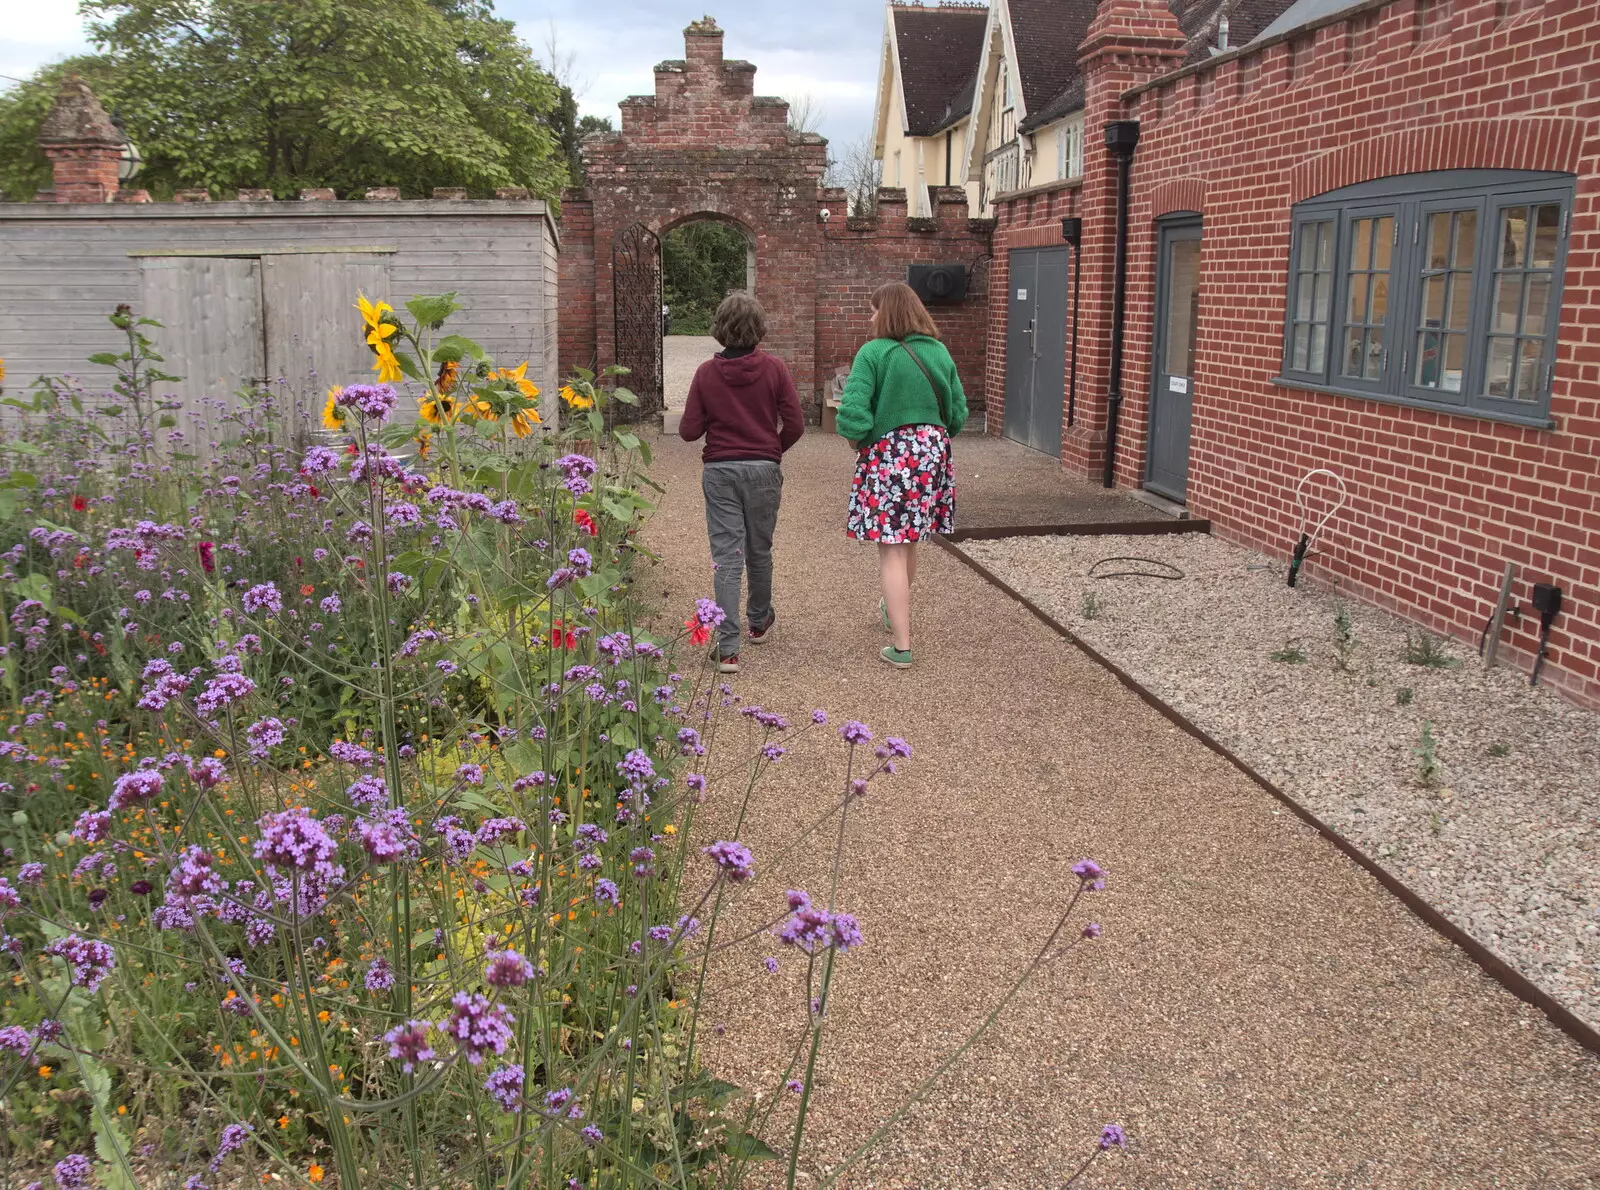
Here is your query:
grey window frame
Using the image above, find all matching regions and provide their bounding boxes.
[1278,169,1574,426]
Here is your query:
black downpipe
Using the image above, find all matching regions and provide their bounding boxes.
[1102,121,1141,488]
[1062,217,1083,427]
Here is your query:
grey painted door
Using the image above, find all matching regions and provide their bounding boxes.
[1003,250,1037,447]
[1146,219,1202,501]
[1002,246,1069,456]
[1029,246,1069,457]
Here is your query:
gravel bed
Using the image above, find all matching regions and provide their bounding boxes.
[962,530,1600,1030]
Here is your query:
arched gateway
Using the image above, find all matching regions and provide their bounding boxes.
[558,17,992,421]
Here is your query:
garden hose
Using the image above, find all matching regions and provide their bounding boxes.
[1088,556,1185,581]
[1287,468,1348,588]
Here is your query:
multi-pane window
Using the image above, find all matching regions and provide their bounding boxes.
[1281,171,1573,421]
[1288,221,1331,373]
[1340,213,1392,383]
[1054,118,1084,182]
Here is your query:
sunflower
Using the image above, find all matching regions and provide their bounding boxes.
[509,409,540,437]
[372,342,403,384]
[356,293,392,331]
[418,393,460,425]
[414,430,433,460]
[436,359,460,394]
[559,383,594,410]
[466,393,496,421]
[492,361,540,401]
[321,388,346,431]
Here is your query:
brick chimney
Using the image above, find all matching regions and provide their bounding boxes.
[38,75,125,203]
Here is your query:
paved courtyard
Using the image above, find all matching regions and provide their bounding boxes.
[643,430,1600,1189]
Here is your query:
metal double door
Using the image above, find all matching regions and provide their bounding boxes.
[1003,246,1070,457]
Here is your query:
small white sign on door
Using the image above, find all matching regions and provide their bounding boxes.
[1168,376,1189,394]
[1016,288,1028,301]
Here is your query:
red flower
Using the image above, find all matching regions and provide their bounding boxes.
[308,484,321,500]
[573,508,598,537]
[550,621,577,650]
[300,584,315,597]
[71,496,88,512]
[684,618,711,647]
[197,542,215,574]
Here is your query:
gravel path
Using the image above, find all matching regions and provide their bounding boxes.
[665,335,719,411]
[643,433,1600,1189]
[961,531,1600,1034]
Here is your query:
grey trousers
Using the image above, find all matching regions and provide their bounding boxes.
[701,459,783,657]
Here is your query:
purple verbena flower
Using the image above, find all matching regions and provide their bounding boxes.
[384,1020,435,1072]
[443,992,514,1065]
[253,807,337,873]
[484,949,535,988]
[485,1063,524,1112]
[702,840,755,883]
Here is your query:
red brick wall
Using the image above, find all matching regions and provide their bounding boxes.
[818,186,992,413]
[1078,0,1600,704]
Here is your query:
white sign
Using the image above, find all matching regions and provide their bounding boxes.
[1016,288,1028,301]
[1168,376,1189,393]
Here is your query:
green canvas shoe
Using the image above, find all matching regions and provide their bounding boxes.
[879,645,912,669]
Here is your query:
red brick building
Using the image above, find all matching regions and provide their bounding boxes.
[987,0,1600,706]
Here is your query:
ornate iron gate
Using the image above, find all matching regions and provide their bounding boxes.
[612,223,663,417]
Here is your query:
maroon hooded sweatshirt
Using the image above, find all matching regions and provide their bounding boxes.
[679,348,804,462]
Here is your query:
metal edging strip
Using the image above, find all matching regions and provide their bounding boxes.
[932,532,1600,1059]
[942,518,1210,543]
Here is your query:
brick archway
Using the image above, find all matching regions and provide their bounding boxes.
[661,211,759,299]
[557,18,993,422]
[558,18,828,412]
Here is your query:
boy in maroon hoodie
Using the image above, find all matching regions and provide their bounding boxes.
[679,292,804,672]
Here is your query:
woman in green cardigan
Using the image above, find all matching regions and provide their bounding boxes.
[835,282,968,668]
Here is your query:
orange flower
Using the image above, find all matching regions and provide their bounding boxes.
[308,1164,325,1183]
[300,584,315,597]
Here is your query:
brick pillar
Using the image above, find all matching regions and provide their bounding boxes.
[557,189,597,374]
[38,75,124,204]
[1067,0,1187,482]
[684,16,725,70]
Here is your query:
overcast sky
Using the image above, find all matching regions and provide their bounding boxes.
[0,0,884,150]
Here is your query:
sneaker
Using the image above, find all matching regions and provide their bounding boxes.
[712,651,741,674]
[748,612,777,644]
[879,645,912,669]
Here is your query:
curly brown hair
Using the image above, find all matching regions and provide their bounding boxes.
[711,292,767,350]
[869,282,940,341]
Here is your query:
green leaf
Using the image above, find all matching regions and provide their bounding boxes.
[0,472,37,488]
[723,1132,779,1161]
[406,293,462,328]
[610,385,639,406]
[435,334,487,363]
[97,406,124,418]
[395,350,423,381]
[613,430,641,451]
[157,413,176,428]
[86,352,122,367]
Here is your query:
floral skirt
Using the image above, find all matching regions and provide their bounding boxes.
[846,424,955,543]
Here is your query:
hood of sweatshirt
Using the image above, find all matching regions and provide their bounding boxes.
[713,350,765,387]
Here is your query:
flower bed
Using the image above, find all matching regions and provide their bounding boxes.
[0,300,1116,1188]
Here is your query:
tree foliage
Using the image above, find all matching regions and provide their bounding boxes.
[0,0,568,200]
[663,221,750,336]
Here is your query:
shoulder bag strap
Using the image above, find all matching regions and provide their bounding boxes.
[897,340,949,427]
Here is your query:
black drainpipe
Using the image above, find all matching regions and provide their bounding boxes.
[1061,216,1083,426]
[1102,120,1141,488]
